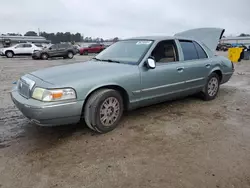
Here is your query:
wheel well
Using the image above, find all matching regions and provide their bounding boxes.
[5,50,14,55]
[213,70,222,83]
[82,85,130,116]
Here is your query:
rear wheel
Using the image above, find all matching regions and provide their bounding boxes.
[41,53,48,60]
[84,89,124,133]
[6,51,14,58]
[67,51,74,59]
[201,73,220,101]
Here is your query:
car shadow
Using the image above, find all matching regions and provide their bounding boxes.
[7,94,205,151]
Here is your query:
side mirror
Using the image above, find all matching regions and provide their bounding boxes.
[146,57,156,69]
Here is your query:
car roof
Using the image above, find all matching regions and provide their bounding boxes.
[124,35,193,41]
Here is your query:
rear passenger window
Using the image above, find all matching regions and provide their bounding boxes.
[179,40,198,61]
[193,41,208,59]
[24,44,32,48]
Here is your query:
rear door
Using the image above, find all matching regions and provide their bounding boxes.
[92,45,100,53]
[57,44,68,56]
[176,40,211,88]
[23,44,33,54]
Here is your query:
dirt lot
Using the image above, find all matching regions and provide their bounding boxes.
[0,53,250,188]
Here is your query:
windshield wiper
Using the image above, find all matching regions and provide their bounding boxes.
[92,57,102,61]
[102,59,120,63]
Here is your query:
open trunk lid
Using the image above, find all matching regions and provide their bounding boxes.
[175,28,225,52]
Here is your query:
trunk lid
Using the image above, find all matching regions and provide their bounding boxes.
[175,27,225,52]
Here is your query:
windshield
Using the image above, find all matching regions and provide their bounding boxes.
[95,40,153,64]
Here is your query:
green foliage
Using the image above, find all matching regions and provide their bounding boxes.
[40,32,83,43]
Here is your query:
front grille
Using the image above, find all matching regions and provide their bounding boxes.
[18,80,30,98]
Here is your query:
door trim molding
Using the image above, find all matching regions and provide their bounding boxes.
[132,77,204,94]
[131,84,204,103]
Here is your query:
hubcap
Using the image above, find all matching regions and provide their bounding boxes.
[68,53,73,58]
[42,54,47,59]
[100,97,120,127]
[7,52,12,57]
[208,77,219,97]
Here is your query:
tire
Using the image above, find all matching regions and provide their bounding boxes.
[67,51,74,59]
[83,51,88,55]
[84,89,124,133]
[41,53,48,60]
[6,51,14,58]
[201,73,220,101]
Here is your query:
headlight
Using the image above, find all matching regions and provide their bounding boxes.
[32,87,76,102]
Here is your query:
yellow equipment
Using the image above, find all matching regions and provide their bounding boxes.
[228,47,244,63]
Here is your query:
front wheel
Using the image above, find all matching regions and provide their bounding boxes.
[201,73,220,101]
[6,51,14,58]
[84,89,124,133]
[41,53,48,60]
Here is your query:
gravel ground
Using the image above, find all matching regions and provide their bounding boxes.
[0,53,250,188]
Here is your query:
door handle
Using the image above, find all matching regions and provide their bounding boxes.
[177,67,184,72]
[206,63,211,68]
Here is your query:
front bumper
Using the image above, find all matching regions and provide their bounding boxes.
[32,53,40,59]
[10,89,84,126]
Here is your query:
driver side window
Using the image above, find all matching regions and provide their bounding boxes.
[16,44,25,48]
[151,40,178,63]
[50,45,57,50]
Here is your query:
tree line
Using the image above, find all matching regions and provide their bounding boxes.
[1,31,119,43]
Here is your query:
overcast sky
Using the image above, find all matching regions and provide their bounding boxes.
[0,0,249,39]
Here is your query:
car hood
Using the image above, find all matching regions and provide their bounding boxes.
[35,48,49,53]
[2,47,12,51]
[29,60,138,86]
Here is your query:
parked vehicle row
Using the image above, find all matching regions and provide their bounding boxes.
[216,43,248,51]
[11,28,234,134]
[0,42,108,59]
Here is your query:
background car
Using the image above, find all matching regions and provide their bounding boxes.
[72,44,81,54]
[1,43,42,58]
[79,43,105,55]
[32,43,77,60]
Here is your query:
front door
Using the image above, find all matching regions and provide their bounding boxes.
[14,44,26,55]
[48,44,59,57]
[139,40,187,104]
[88,45,96,53]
